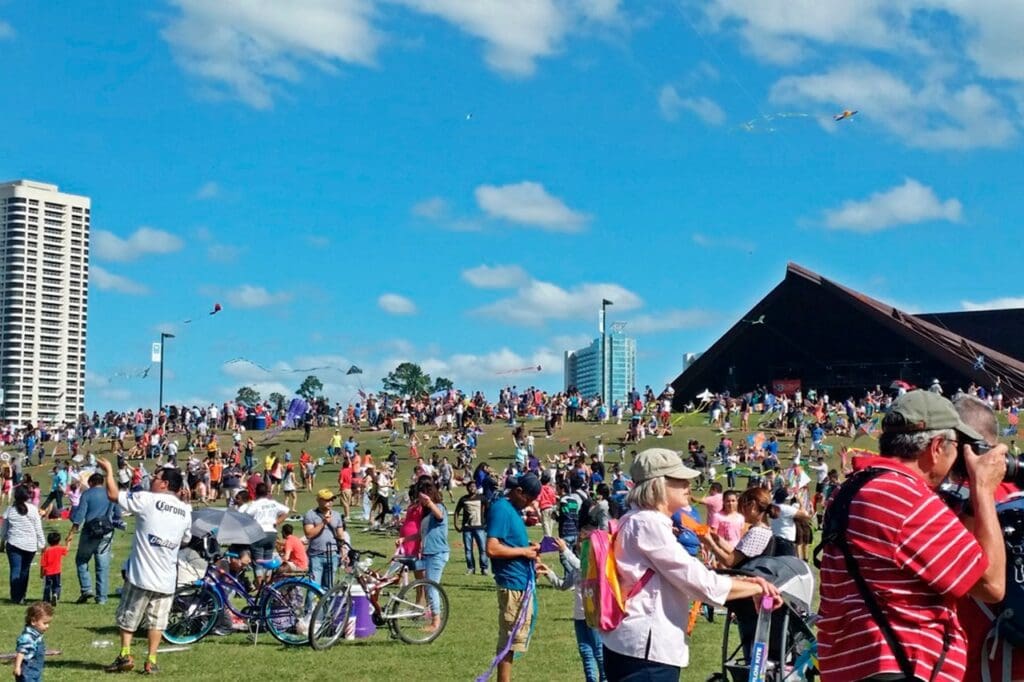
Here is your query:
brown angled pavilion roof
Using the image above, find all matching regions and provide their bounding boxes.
[783,263,1024,395]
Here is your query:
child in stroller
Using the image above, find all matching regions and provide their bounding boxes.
[708,556,818,682]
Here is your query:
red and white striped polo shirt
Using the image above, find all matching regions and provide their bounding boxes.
[818,457,987,682]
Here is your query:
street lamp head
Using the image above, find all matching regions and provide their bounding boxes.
[162,332,176,339]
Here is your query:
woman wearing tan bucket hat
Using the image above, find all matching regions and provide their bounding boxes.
[601,448,782,682]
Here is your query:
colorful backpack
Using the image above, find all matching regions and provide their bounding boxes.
[581,520,653,631]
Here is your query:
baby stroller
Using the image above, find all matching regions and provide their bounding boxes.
[708,556,818,682]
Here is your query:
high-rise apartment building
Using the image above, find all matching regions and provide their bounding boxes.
[563,328,636,405]
[0,180,89,424]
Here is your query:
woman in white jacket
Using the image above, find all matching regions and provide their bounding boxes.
[0,485,45,603]
[602,448,781,682]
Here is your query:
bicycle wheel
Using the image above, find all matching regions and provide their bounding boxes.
[260,578,324,646]
[164,586,220,645]
[308,584,352,651]
[386,579,448,644]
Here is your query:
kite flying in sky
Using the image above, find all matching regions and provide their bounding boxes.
[833,110,858,121]
[495,365,542,375]
[210,303,222,315]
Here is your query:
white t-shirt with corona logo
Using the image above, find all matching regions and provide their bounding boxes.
[118,490,192,594]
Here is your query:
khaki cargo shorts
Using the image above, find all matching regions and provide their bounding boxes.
[496,588,534,654]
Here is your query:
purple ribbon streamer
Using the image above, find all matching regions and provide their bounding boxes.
[476,574,536,682]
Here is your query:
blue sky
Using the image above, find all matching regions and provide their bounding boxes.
[1,1,1023,411]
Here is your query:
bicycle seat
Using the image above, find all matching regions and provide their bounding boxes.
[394,556,418,568]
[255,557,282,570]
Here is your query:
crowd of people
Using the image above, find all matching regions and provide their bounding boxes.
[0,378,1022,680]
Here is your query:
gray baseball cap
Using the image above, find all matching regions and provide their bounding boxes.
[883,390,983,442]
[630,448,700,484]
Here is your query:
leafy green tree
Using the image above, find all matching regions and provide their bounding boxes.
[269,392,286,412]
[432,376,454,393]
[297,375,324,401]
[382,362,432,397]
[235,386,261,406]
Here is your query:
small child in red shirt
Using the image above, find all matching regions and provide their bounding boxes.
[40,532,68,606]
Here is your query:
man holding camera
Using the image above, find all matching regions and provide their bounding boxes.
[818,390,1006,682]
[953,395,1024,681]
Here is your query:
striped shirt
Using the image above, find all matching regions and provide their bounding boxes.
[818,457,987,682]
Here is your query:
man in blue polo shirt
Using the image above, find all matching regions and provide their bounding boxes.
[486,473,541,682]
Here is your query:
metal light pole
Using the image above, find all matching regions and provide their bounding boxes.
[601,299,613,403]
[158,332,175,412]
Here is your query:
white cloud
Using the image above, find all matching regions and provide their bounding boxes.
[396,0,569,77]
[378,293,417,315]
[822,178,962,232]
[704,0,914,65]
[195,181,220,199]
[461,264,530,289]
[411,197,449,219]
[473,278,642,326]
[91,266,149,295]
[428,347,561,383]
[625,309,716,334]
[93,227,184,262]
[475,181,589,232]
[771,63,1016,150]
[0,21,13,40]
[961,296,1024,311]
[658,86,726,125]
[161,0,382,109]
[225,284,292,308]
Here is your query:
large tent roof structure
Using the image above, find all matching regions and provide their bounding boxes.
[671,263,1024,409]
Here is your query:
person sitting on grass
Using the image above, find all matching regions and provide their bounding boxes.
[279,524,308,573]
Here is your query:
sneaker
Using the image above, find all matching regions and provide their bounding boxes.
[104,655,134,673]
[481,569,490,576]
[143,661,159,675]
[76,593,95,604]
[466,569,475,575]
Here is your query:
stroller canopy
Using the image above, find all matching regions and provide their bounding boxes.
[731,556,815,613]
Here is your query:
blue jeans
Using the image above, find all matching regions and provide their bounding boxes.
[307,553,338,611]
[575,619,606,682]
[420,552,448,614]
[75,532,113,603]
[308,553,338,590]
[6,545,34,603]
[462,529,488,572]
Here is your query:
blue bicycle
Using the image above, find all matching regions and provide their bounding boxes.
[164,556,324,647]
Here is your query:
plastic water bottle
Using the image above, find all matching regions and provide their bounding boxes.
[748,594,774,682]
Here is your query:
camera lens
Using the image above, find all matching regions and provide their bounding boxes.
[1007,454,1024,486]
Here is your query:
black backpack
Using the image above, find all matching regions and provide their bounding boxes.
[972,492,1024,679]
[814,468,950,682]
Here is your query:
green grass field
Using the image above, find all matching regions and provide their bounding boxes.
[0,413,970,680]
